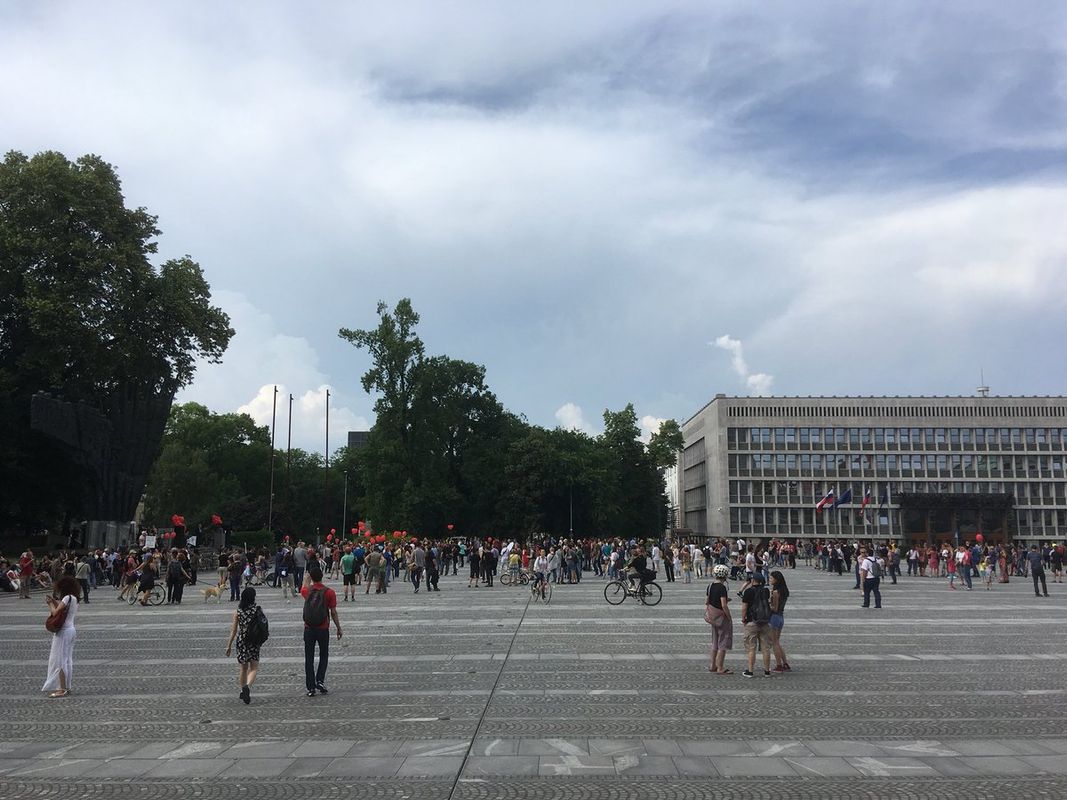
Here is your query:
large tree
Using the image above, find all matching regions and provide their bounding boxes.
[0,151,233,532]
[340,299,678,541]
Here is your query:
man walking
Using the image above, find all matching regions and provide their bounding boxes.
[859,548,883,609]
[292,542,308,590]
[300,565,342,696]
[340,545,356,601]
[411,544,425,593]
[1028,544,1049,597]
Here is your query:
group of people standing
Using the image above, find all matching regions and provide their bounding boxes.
[705,565,791,678]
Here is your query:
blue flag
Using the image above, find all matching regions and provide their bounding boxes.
[832,488,853,508]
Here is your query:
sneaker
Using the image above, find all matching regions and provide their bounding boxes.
[742,670,754,678]
[783,663,792,672]
[240,685,250,705]
[773,665,786,672]
[306,689,316,697]
[316,683,328,694]
[763,670,772,677]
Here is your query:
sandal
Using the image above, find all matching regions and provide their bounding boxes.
[715,669,734,675]
[48,690,69,698]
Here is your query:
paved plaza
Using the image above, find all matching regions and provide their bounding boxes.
[2,563,1067,799]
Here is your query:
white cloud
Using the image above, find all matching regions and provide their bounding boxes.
[640,415,666,444]
[554,402,596,435]
[713,335,775,396]
[177,290,371,454]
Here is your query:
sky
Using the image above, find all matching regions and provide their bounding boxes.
[4,1,1067,453]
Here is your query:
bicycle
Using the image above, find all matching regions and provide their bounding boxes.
[127,582,165,606]
[603,576,662,606]
[529,574,552,604]
[500,569,530,587]
[245,568,277,587]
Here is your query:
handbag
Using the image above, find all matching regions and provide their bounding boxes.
[704,604,725,628]
[45,600,68,634]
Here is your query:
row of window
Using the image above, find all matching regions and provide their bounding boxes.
[728,453,1067,477]
[729,427,1067,449]
[725,404,1065,419]
[727,507,1066,532]
[727,480,1066,505]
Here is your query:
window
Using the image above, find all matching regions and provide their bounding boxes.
[774,428,785,446]
[860,428,872,446]
[885,428,896,445]
[849,429,860,448]
[887,454,898,471]
[961,428,972,446]
[785,427,796,444]
[935,428,947,445]
[1025,429,1036,446]
[949,428,960,445]
[799,428,810,446]
[899,428,911,446]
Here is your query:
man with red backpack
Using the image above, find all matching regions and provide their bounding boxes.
[300,565,342,697]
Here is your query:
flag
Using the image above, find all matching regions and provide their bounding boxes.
[815,489,835,513]
[832,487,853,508]
[859,487,871,514]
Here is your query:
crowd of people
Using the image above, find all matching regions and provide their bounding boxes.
[11,531,1064,701]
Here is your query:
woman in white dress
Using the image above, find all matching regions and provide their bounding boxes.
[43,575,80,698]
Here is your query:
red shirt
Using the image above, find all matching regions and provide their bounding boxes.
[19,556,33,577]
[300,582,337,629]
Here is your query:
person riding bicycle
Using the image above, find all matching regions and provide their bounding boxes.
[625,547,655,591]
[532,548,549,596]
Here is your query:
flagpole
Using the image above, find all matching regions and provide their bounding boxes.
[285,392,293,531]
[323,388,330,543]
[267,385,277,533]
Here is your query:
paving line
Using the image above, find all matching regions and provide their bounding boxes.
[446,587,534,800]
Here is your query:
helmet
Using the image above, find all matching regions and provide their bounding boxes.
[712,564,729,579]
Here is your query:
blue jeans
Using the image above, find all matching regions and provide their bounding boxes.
[229,576,241,601]
[862,577,882,608]
[303,627,330,691]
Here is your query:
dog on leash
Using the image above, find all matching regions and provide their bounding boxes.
[201,580,225,603]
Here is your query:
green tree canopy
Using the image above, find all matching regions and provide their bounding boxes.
[0,150,233,531]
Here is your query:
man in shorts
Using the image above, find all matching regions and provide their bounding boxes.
[340,545,357,601]
[740,572,772,678]
[365,547,385,594]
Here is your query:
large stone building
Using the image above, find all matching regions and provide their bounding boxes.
[678,395,1067,544]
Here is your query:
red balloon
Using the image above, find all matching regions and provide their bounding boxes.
[976,532,984,543]
[211,514,223,526]
[350,527,357,535]
[327,534,334,542]
[330,528,336,535]
[358,521,366,529]
[446,524,454,531]
[402,530,407,536]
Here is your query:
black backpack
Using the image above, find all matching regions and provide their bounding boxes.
[867,558,882,578]
[245,605,269,647]
[749,587,771,625]
[303,587,328,627]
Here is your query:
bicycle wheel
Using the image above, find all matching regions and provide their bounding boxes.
[539,581,552,604]
[499,572,513,586]
[148,584,166,605]
[604,581,627,605]
[519,573,530,585]
[126,589,137,605]
[639,582,663,606]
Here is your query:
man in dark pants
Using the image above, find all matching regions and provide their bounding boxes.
[1028,545,1049,597]
[858,549,883,609]
[300,565,342,696]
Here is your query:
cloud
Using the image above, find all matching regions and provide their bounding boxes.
[177,290,371,454]
[238,384,369,457]
[554,402,596,435]
[5,1,1067,441]
[640,415,666,444]
[714,335,775,396]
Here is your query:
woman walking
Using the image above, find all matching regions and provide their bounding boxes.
[706,564,733,675]
[225,587,262,704]
[43,575,80,698]
[769,570,791,672]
